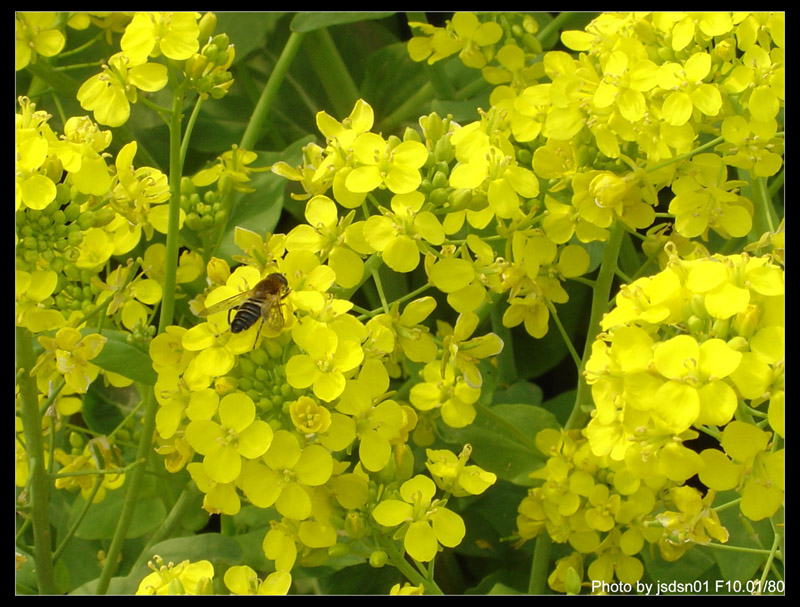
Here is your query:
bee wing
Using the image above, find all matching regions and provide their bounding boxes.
[197,289,254,317]
[262,297,286,332]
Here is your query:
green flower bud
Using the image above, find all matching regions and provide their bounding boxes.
[93,208,116,228]
[420,112,444,142]
[434,136,453,162]
[181,176,196,196]
[185,212,202,231]
[727,336,749,352]
[202,44,219,63]
[68,431,84,450]
[368,551,388,568]
[265,339,283,359]
[521,33,542,54]
[687,315,706,334]
[449,188,472,209]
[711,318,730,339]
[429,187,450,205]
[432,170,449,189]
[77,211,95,230]
[344,512,367,539]
[55,182,71,205]
[403,126,421,143]
[250,347,269,367]
[690,294,710,319]
[210,33,229,50]
[198,12,218,41]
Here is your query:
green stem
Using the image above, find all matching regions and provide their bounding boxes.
[16,326,58,594]
[52,473,104,564]
[240,31,307,151]
[304,28,360,117]
[96,83,187,595]
[181,95,205,168]
[130,485,203,572]
[536,11,580,44]
[565,221,625,431]
[157,88,188,334]
[490,300,517,386]
[208,31,306,260]
[95,392,156,594]
[377,535,443,595]
[545,300,581,370]
[377,82,436,134]
[528,533,552,595]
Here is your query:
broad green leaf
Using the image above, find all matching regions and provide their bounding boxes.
[290,12,395,32]
[81,380,127,434]
[713,490,776,582]
[83,328,157,385]
[73,491,166,540]
[440,403,559,486]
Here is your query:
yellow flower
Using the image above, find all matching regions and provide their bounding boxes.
[136,556,214,595]
[16,12,66,70]
[77,52,168,127]
[32,328,106,394]
[121,12,201,64]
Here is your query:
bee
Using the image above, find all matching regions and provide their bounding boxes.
[197,272,290,335]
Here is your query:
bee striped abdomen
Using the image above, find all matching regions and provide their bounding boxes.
[230,299,265,333]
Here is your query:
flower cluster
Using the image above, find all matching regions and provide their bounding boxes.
[15,11,230,510]
[585,248,784,514]
[516,428,729,590]
[517,246,783,591]
[16,10,784,596]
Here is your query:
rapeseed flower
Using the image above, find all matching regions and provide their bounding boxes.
[120,12,201,64]
[345,132,428,195]
[15,12,65,71]
[32,328,106,394]
[363,191,445,273]
[77,52,168,127]
[238,430,332,520]
[136,556,213,595]
[184,392,273,484]
[372,474,466,562]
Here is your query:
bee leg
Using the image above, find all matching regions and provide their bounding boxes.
[250,318,263,351]
[227,306,238,327]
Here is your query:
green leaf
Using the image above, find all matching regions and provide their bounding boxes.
[139,533,244,568]
[513,279,591,380]
[83,328,157,385]
[81,380,127,435]
[441,403,559,486]
[290,12,395,33]
[713,490,776,582]
[214,149,290,263]
[73,491,166,540]
[215,12,287,64]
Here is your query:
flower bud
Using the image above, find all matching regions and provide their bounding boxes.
[369,551,388,568]
[711,318,730,339]
[732,304,760,339]
[345,512,367,539]
[434,136,454,162]
[93,208,116,228]
[198,12,218,42]
[402,126,421,143]
[432,170,449,190]
[77,210,95,230]
[420,112,444,142]
[210,33,230,50]
[449,188,472,210]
